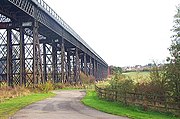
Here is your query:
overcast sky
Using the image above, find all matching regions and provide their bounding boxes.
[44,0,179,67]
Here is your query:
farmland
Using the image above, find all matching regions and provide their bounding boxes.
[123,71,150,83]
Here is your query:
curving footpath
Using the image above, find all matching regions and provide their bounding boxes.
[12,90,128,119]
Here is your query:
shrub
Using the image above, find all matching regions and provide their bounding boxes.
[80,72,89,84]
[33,81,54,93]
[0,81,7,88]
[89,75,96,84]
[53,83,65,89]
[132,65,166,101]
[108,74,134,93]
[80,72,95,85]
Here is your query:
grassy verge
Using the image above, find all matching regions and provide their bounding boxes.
[81,90,179,119]
[0,93,55,119]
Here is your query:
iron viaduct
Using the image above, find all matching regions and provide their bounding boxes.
[0,0,108,86]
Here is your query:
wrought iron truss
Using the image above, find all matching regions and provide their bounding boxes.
[0,0,108,86]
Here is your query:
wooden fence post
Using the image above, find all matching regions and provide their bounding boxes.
[100,87,102,99]
[115,90,117,101]
[153,94,156,106]
[124,91,127,105]
[104,88,107,100]
[164,94,168,111]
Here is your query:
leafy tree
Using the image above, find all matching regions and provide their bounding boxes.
[165,4,180,97]
[110,66,122,75]
[149,63,167,95]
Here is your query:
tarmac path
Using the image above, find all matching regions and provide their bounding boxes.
[12,90,128,119]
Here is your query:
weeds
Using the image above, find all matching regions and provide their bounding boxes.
[0,86,30,102]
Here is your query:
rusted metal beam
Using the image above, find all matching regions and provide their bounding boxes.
[67,49,71,82]
[93,59,96,78]
[43,43,47,82]
[75,47,80,83]
[52,40,57,83]
[96,63,99,80]
[61,38,65,83]
[7,28,13,86]
[80,55,83,72]
[72,52,75,82]
[33,19,44,85]
[84,53,87,75]
[90,57,92,76]
[0,22,19,29]
[33,20,37,85]
[20,26,25,86]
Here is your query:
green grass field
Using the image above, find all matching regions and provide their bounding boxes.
[0,93,55,119]
[123,71,150,83]
[123,71,150,77]
[82,90,179,119]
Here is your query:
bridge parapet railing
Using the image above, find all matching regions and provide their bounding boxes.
[34,0,87,47]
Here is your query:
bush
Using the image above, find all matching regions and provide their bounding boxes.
[0,81,7,88]
[108,74,134,93]
[53,83,65,89]
[133,65,167,96]
[80,72,89,84]
[80,72,95,85]
[33,81,54,93]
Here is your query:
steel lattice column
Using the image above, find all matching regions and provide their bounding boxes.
[0,30,7,83]
[93,59,97,79]
[52,40,57,83]
[43,43,47,82]
[97,62,100,80]
[67,49,71,82]
[71,53,74,82]
[83,53,87,75]
[43,43,53,82]
[89,57,92,76]
[64,48,69,83]
[33,20,44,85]
[61,38,65,83]
[7,28,13,86]
[100,64,103,80]
[80,54,83,72]
[75,47,80,83]
[20,26,25,86]
[87,56,90,76]
[23,28,33,86]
